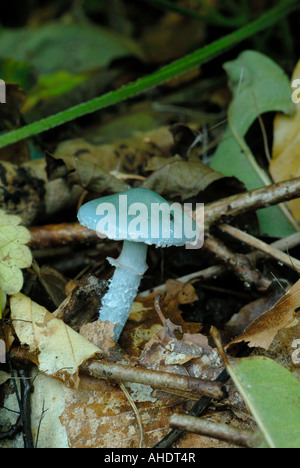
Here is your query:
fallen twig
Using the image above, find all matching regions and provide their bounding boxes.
[218,224,300,273]
[19,369,34,449]
[204,233,272,291]
[169,413,255,448]
[81,360,225,400]
[29,223,97,250]
[5,354,34,448]
[204,177,300,228]
[154,367,229,448]
[140,231,300,297]
[10,347,225,401]
[0,416,23,441]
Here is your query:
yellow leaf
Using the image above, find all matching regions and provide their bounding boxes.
[270,60,300,221]
[10,293,101,388]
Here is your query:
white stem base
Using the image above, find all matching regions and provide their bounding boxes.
[99,241,148,341]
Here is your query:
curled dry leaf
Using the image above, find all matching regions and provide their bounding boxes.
[163,279,199,305]
[142,123,245,200]
[143,156,227,200]
[10,293,102,388]
[47,153,128,195]
[139,318,223,382]
[227,280,300,350]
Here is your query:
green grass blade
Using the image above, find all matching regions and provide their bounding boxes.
[0,0,298,150]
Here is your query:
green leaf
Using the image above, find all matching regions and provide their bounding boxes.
[0,210,32,317]
[227,356,300,448]
[210,50,296,237]
[0,0,298,150]
[0,58,36,90]
[0,23,144,75]
[24,70,88,112]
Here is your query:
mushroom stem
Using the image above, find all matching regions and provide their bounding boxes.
[99,240,148,340]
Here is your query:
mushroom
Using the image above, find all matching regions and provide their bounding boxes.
[78,188,200,340]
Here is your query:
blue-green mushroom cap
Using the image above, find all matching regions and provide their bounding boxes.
[78,188,200,248]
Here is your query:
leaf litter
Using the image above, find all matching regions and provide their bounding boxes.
[1,1,300,449]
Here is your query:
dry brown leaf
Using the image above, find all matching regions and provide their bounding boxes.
[59,375,176,448]
[135,282,223,382]
[54,274,106,331]
[139,316,223,382]
[225,289,285,340]
[270,59,300,221]
[120,280,201,356]
[47,153,128,195]
[164,279,199,305]
[31,372,241,448]
[143,156,226,200]
[53,126,174,175]
[37,265,68,308]
[227,280,300,350]
[254,309,300,379]
[140,328,204,369]
[10,293,102,387]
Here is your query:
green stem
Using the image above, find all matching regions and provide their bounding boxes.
[0,0,298,150]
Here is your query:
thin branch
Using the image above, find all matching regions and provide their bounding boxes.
[154,368,229,448]
[10,346,224,401]
[169,413,255,447]
[35,401,48,449]
[139,265,226,297]
[204,233,272,291]
[249,231,300,263]
[5,354,33,448]
[19,370,34,449]
[81,360,225,400]
[204,177,300,228]
[119,382,144,448]
[29,223,98,250]
[139,232,300,297]
[218,224,300,273]
[0,416,22,441]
